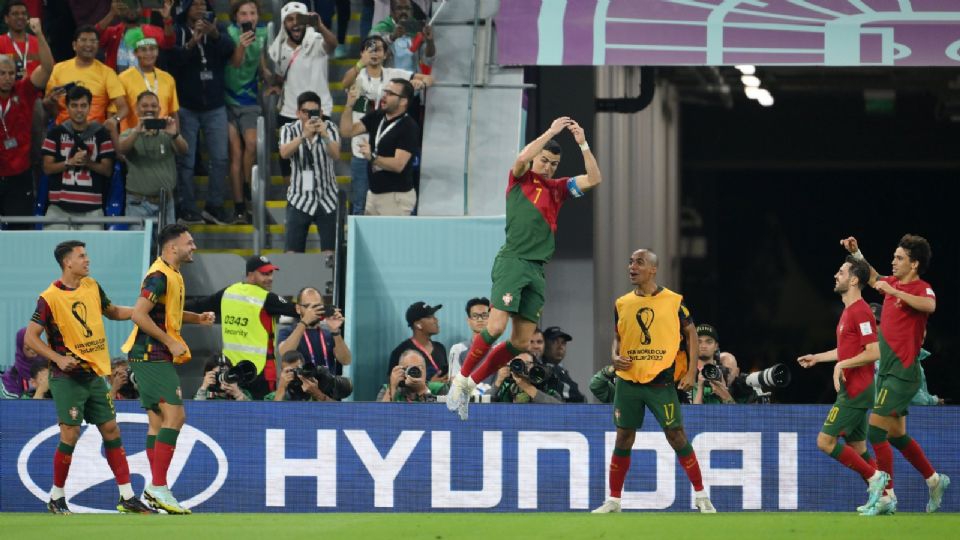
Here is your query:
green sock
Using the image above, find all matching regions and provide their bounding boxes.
[861,451,873,462]
[157,428,180,446]
[889,435,911,450]
[829,442,845,459]
[676,442,694,458]
[57,442,75,455]
[480,328,497,345]
[867,425,888,444]
[505,341,523,356]
[613,447,632,458]
[146,434,156,450]
[103,438,123,450]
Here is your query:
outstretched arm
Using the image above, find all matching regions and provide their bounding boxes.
[512,116,572,178]
[567,121,602,192]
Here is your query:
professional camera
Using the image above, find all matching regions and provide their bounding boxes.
[739,363,791,403]
[209,358,257,394]
[290,362,353,400]
[508,357,554,387]
[701,362,730,383]
[397,365,423,388]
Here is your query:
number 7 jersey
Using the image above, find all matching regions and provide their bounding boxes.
[498,169,579,263]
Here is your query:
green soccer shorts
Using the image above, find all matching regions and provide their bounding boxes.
[48,373,116,426]
[130,361,183,412]
[489,255,545,323]
[613,377,684,431]
[873,374,920,418]
[820,403,869,441]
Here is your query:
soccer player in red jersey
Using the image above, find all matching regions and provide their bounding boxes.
[445,116,602,420]
[841,234,949,514]
[797,257,889,512]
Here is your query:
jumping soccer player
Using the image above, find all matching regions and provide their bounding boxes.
[122,224,215,514]
[841,234,949,514]
[593,249,715,514]
[797,257,889,512]
[446,116,602,419]
[24,240,155,515]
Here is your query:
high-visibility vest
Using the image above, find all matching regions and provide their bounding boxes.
[220,282,269,373]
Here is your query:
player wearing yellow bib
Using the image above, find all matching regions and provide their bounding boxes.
[593,249,715,514]
[124,224,215,514]
[24,240,154,515]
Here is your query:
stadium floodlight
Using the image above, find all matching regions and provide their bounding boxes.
[744,86,763,99]
[741,75,761,87]
[735,64,756,75]
[758,94,775,107]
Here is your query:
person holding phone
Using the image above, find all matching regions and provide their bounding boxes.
[93,0,175,73]
[225,0,269,224]
[370,0,436,74]
[117,87,186,229]
[117,33,179,131]
[276,286,352,379]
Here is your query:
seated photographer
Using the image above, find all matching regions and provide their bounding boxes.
[589,364,616,404]
[378,350,444,403]
[268,350,353,402]
[108,357,139,401]
[540,326,585,402]
[693,324,751,404]
[491,352,561,404]
[387,302,448,381]
[276,287,351,376]
[194,357,253,401]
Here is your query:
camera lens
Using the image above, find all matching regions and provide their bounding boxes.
[405,365,422,379]
[509,358,526,375]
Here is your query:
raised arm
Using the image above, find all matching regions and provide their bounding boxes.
[513,117,571,178]
[840,236,880,286]
[29,19,54,90]
[338,85,367,138]
[567,120,602,192]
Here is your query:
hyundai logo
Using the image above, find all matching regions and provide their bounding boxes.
[17,413,228,513]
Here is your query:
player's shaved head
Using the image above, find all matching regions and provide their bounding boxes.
[636,249,658,267]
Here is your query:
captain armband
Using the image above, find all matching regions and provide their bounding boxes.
[566,177,585,198]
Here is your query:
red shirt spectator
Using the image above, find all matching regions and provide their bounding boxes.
[94,0,175,72]
[0,75,39,176]
[0,1,40,79]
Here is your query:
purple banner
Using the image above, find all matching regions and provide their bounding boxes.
[496,0,960,66]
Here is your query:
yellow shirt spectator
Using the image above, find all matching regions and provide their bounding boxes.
[118,66,179,131]
[46,58,126,124]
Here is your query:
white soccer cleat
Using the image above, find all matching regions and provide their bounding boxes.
[862,471,890,511]
[926,473,950,513]
[143,484,191,515]
[591,498,622,513]
[445,374,466,413]
[694,496,717,513]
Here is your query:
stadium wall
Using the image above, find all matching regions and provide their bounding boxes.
[2,402,956,513]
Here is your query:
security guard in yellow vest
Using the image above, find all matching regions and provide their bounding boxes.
[187,255,298,399]
[593,248,717,514]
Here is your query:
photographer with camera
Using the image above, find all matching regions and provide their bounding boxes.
[540,326,585,403]
[491,352,561,404]
[378,349,442,402]
[194,356,253,401]
[692,324,747,404]
[276,286,351,380]
[268,350,353,402]
[108,357,138,401]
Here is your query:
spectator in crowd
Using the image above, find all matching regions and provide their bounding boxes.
[185,255,298,399]
[528,327,544,357]
[194,356,252,400]
[370,0,430,36]
[387,301,447,380]
[1,328,40,398]
[300,0,350,59]
[267,349,351,401]
[447,297,489,376]
[118,90,185,229]
[171,0,235,225]
[118,33,178,132]
[41,85,115,230]
[340,35,430,215]
[491,352,561,403]
[692,323,749,404]
[379,349,441,402]
[0,1,40,80]
[266,2,336,184]
[94,0,175,73]
[45,25,129,143]
[341,77,420,215]
[107,357,138,400]
[225,0,268,224]
[540,326,585,402]
[277,286,350,371]
[20,359,51,398]
[67,0,112,28]
[370,0,435,75]
[589,364,616,404]
[0,18,51,229]
[278,91,340,256]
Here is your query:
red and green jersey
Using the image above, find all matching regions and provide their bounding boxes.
[836,298,877,407]
[498,169,578,263]
[877,276,934,383]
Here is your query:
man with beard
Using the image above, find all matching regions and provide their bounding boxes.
[93,0,175,72]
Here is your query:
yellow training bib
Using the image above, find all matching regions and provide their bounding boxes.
[615,287,682,383]
[40,277,112,376]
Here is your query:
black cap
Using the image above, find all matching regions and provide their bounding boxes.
[542,326,572,342]
[406,301,442,327]
[246,255,279,274]
[696,324,719,342]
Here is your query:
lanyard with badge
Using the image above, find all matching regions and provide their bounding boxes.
[408,338,441,375]
[370,113,404,173]
[303,329,331,370]
[1,97,17,149]
[7,33,27,78]
[192,29,213,81]
[138,67,159,95]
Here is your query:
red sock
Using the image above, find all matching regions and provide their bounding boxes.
[872,441,894,489]
[861,451,877,470]
[459,332,494,377]
[836,445,875,481]
[152,441,175,486]
[52,449,73,488]
[679,451,705,492]
[105,447,132,485]
[897,439,936,479]
[469,342,519,383]
[609,453,631,498]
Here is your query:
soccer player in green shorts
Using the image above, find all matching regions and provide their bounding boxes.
[24,240,154,515]
[841,234,949,514]
[446,116,603,420]
[123,224,215,514]
[797,257,890,513]
[593,249,714,514]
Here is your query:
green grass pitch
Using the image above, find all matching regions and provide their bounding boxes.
[1,512,957,540]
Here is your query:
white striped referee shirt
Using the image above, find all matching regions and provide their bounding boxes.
[279,119,340,216]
